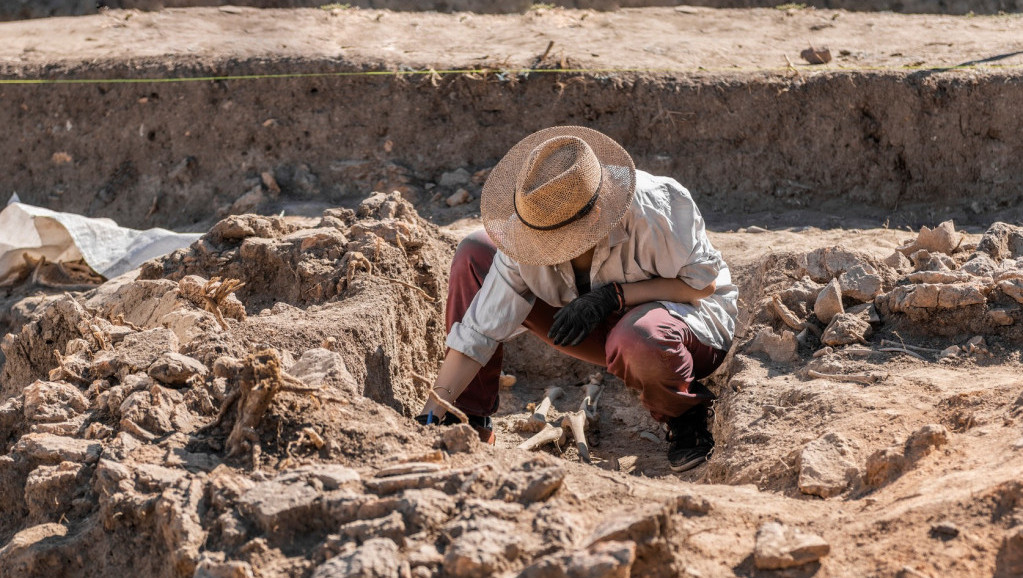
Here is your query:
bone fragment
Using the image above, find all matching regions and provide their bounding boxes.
[806,369,883,385]
[517,423,567,452]
[499,373,517,388]
[428,390,468,425]
[877,347,928,361]
[375,462,446,478]
[531,386,564,424]
[879,339,942,354]
[580,382,603,420]
[771,295,805,330]
[563,410,590,463]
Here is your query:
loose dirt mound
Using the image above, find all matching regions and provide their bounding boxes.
[2,207,1023,577]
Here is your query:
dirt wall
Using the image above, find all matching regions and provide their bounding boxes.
[2,63,1021,230]
[0,0,1019,21]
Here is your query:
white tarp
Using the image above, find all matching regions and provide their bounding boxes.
[0,195,201,280]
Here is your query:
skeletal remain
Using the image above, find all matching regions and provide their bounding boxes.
[563,410,590,463]
[806,369,884,385]
[517,422,567,452]
[531,386,564,424]
[878,347,928,361]
[375,462,445,478]
[770,295,805,331]
[499,373,517,388]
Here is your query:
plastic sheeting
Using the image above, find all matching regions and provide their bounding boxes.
[0,195,201,280]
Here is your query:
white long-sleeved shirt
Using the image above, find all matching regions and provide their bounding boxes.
[447,170,738,365]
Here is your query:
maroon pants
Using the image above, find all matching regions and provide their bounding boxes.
[448,230,728,422]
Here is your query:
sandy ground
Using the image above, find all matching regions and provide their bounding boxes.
[1,6,1022,72]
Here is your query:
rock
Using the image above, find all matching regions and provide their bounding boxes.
[777,276,823,317]
[587,502,673,548]
[495,458,565,504]
[798,433,860,499]
[445,188,472,207]
[442,423,480,454]
[897,220,959,256]
[520,541,637,578]
[800,46,832,64]
[910,249,956,272]
[938,345,960,361]
[754,522,830,570]
[439,168,472,188]
[747,327,799,363]
[237,480,320,534]
[839,264,883,302]
[814,278,844,325]
[821,313,872,347]
[905,424,948,458]
[13,433,102,464]
[313,538,402,578]
[148,352,208,386]
[289,348,357,395]
[884,251,912,272]
[879,284,986,313]
[22,381,88,423]
[336,510,406,545]
[444,518,519,578]
[960,253,999,277]
[907,270,976,284]
[998,278,1023,304]
[988,308,1015,326]
[91,327,180,380]
[805,247,872,283]
[976,222,1023,261]
[25,461,83,520]
[0,523,68,574]
[846,302,880,324]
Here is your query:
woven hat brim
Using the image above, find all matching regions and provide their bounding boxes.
[481,126,636,267]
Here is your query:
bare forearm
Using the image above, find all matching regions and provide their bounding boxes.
[419,349,483,417]
[622,277,715,307]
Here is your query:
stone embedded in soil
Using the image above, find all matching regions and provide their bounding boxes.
[443,518,520,578]
[91,327,180,380]
[22,381,88,423]
[976,222,1023,261]
[839,264,883,302]
[898,220,960,256]
[798,432,860,499]
[865,424,948,488]
[439,168,472,188]
[748,327,799,363]
[442,423,481,454]
[884,251,913,272]
[805,247,875,283]
[821,312,872,347]
[998,278,1023,304]
[910,249,957,272]
[878,283,986,313]
[988,307,1016,326]
[25,461,83,520]
[520,541,637,578]
[13,433,102,464]
[587,501,673,548]
[148,352,209,386]
[754,522,830,570]
[814,278,844,325]
[194,558,256,578]
[0,522,68,574]
[288,348,357,394]
[494,458,565,504]
[237,479,321,534]
[312,537,402,578]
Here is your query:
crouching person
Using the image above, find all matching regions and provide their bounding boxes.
[416,126,737,472]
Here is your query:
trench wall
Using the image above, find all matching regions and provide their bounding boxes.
[1,0,1019,20]
[1,64,1022,229]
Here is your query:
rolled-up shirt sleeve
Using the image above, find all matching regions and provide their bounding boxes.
[446,250,535,365]
[638,178,724,291]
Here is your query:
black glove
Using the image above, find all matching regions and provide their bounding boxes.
[548,282,625,347]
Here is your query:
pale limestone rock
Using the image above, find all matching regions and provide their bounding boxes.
[814,278,844,324]
[748,328,799,363]
[754,522,830,569]
[821,313,872,347]
[798,433,859,499]
[148,352,208,386]
[23,381,88,423]
[839,264,883,302]
[897,220,959,256]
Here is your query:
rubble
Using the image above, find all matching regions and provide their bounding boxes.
[798,433,860,498]
[754,522,830,570]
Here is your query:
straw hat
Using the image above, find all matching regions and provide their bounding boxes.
[481,126,636,266]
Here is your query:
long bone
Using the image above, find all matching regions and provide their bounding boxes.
[531,386,564,424]
[563,411,591,463]
[516,422,567,452]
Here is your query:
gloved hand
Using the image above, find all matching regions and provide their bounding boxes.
[548,282,625,347]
